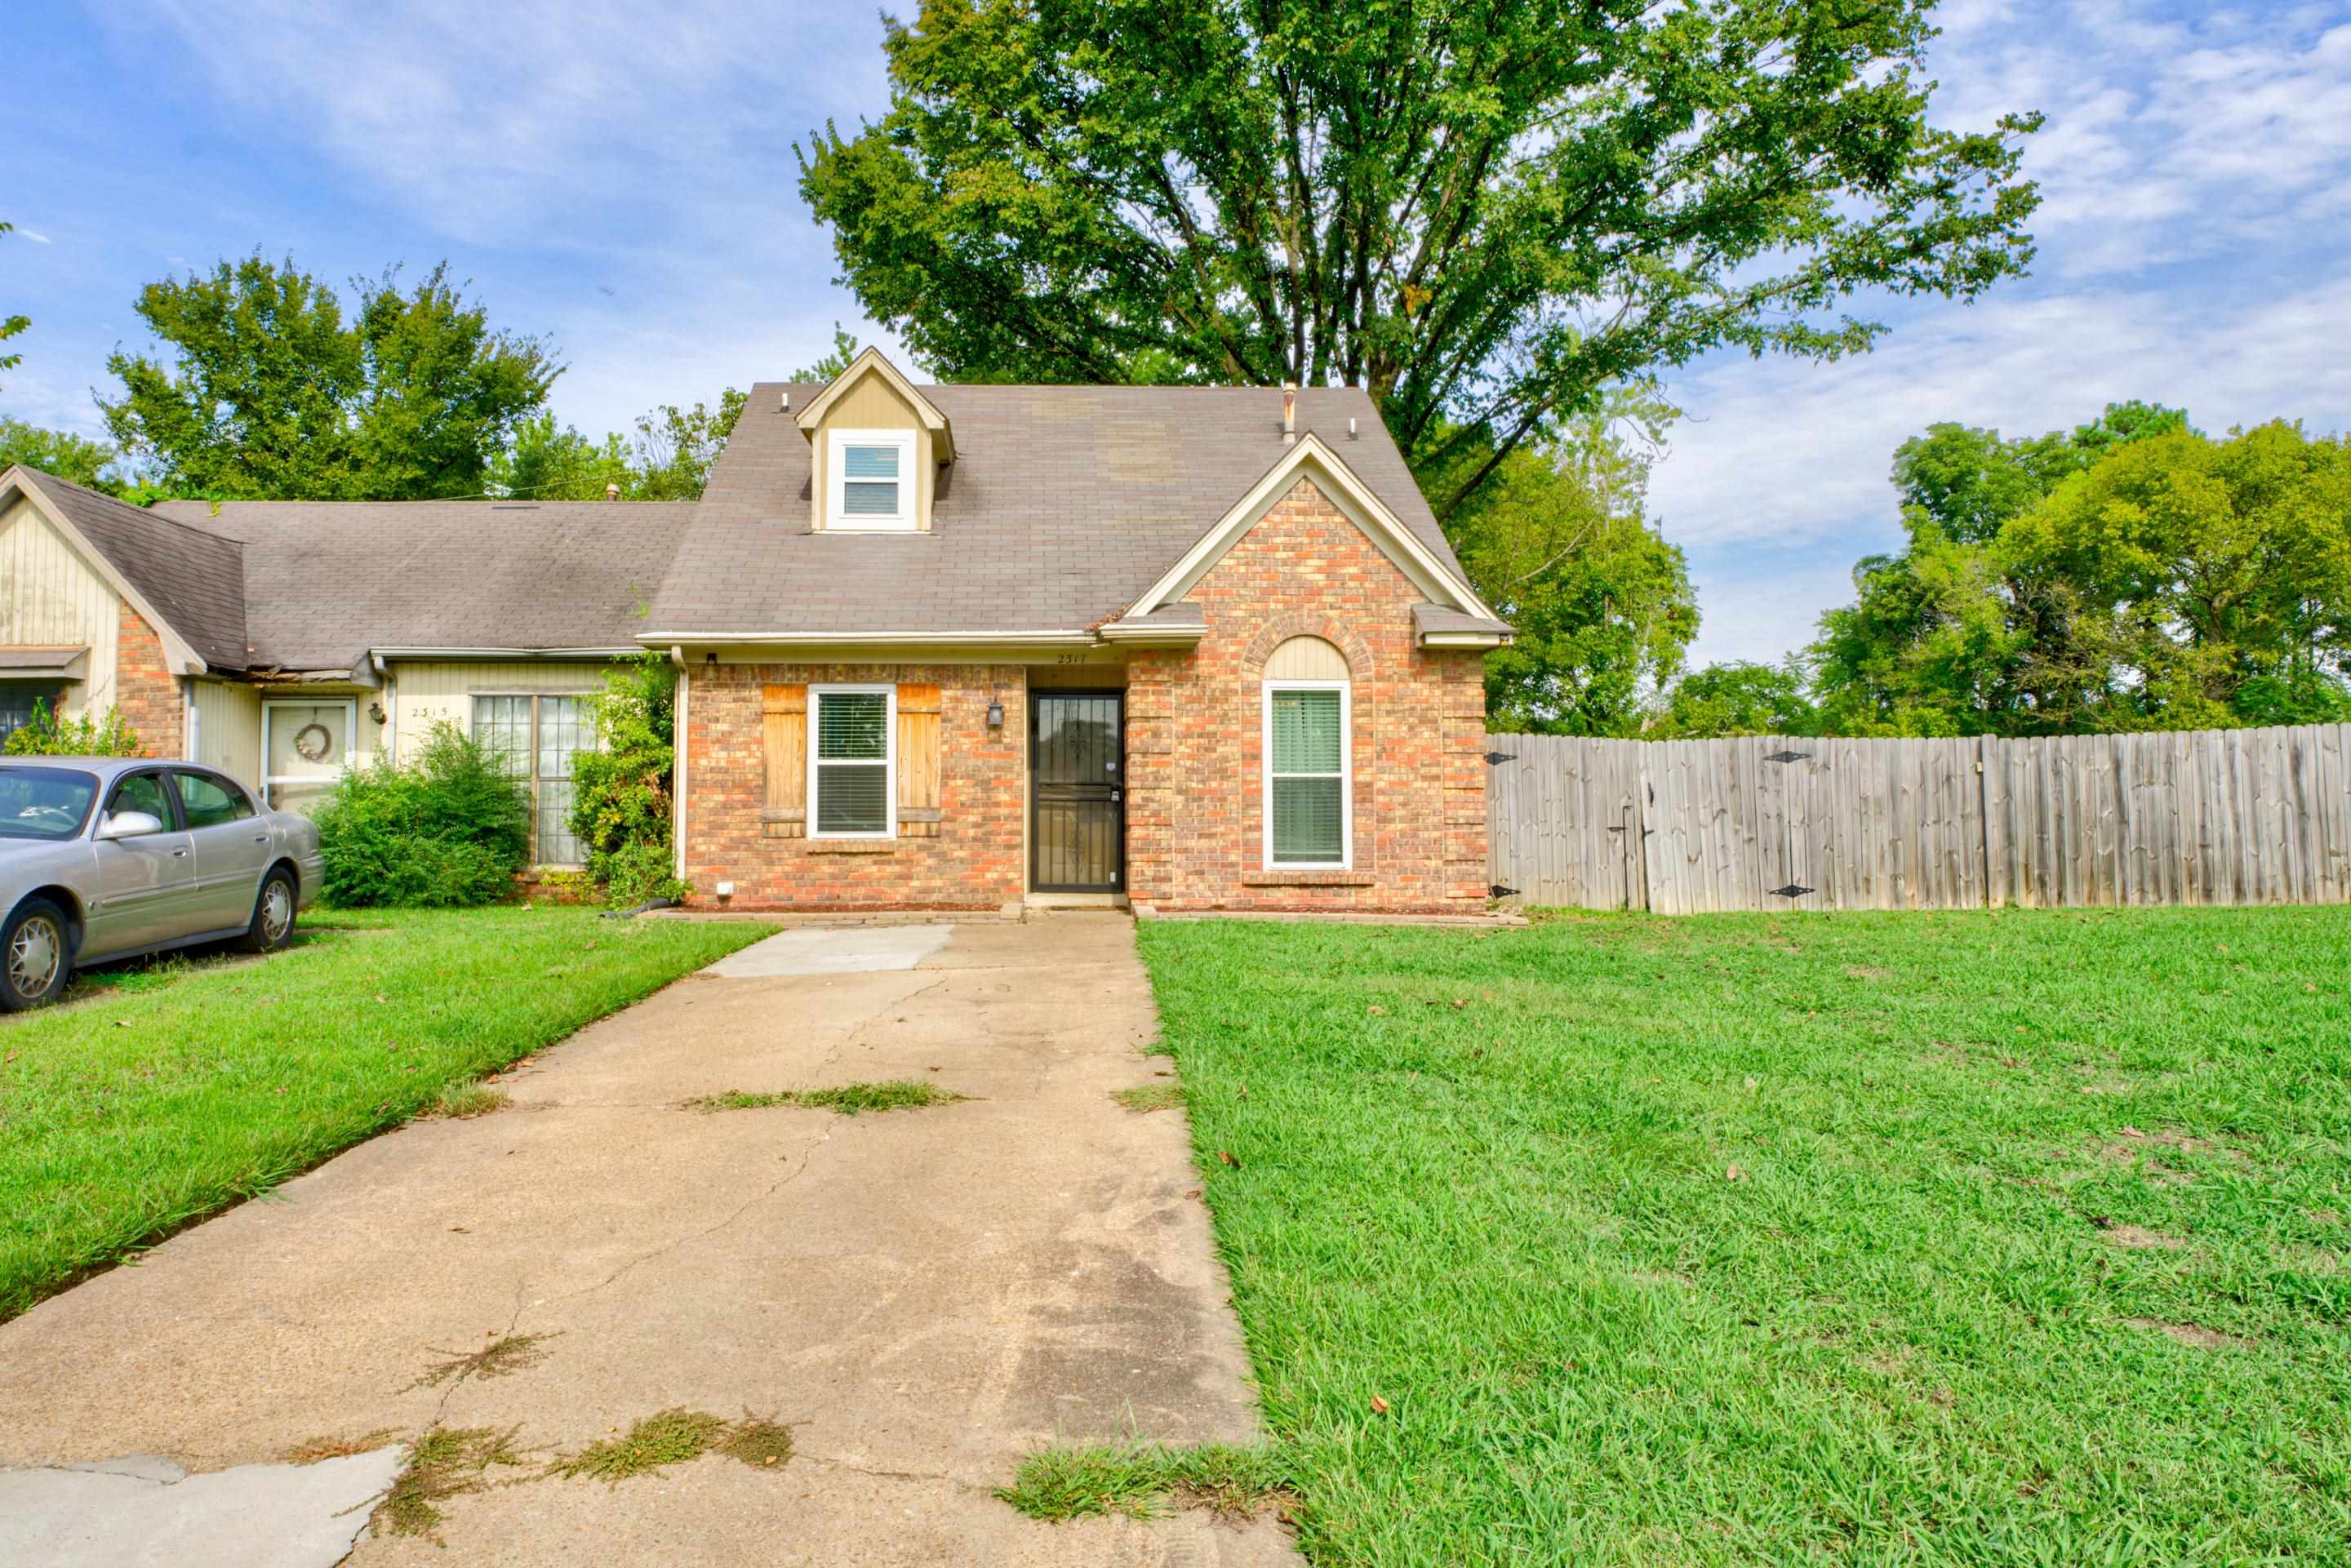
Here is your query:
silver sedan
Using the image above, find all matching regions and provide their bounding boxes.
[0,757,324,1011]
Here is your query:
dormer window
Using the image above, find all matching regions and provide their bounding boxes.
[829,429,916,531]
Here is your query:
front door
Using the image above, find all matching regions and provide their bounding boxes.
[1030,691,1123,893]
[264,701,353,815]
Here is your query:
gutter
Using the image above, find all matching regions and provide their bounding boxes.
[367,646,645,661]
[635,629,1099,650]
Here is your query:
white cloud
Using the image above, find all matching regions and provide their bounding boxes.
[12,228,52,245]
[117,0,894,247]
[1935,2,2351,278]
[1656,275,2351,549]
[1660,0,2351,669]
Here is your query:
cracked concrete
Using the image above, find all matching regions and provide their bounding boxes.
[0,914,1295,1566]
[0,1448,406,1567]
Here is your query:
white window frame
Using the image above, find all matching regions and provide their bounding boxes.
[807,682,897,839]
[826,428,918,531]
[1261,679,1352,871]
[470,691,596,869]
[261,699,357,809]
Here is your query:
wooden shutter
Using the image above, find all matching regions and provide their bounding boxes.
[762,684,807,837]
[896,682,942,837]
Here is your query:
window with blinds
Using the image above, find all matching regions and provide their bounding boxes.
[810,685,895,837]
[1265,682,1349,867]
[827,429,915,529]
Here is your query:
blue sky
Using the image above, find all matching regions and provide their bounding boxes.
[6,0,2349,668]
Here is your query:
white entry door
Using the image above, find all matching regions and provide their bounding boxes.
[263,701,356,815]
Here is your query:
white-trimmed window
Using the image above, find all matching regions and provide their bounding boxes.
[472,694,593,865]
[809,684,896,837]
[1263,680,1350,868]
[827,429,917,531]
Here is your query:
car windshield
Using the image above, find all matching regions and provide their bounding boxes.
[0,766,101,842]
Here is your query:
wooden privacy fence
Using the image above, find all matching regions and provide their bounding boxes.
[1485,724,2351,913]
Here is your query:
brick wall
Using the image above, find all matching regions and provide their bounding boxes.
[113,606,182,757]
[681,660,1025,910]
[1126,477,1489,914]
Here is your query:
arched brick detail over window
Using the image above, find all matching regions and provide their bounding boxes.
[1239,612,1375,681]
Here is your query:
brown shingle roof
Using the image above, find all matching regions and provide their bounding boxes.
[7,467,251,671]
[20,383,1473,670]
[150,499,696,671]
[646,383,1469,636]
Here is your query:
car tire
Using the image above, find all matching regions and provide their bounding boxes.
[2,896,74,1012]
[240,868,299,955]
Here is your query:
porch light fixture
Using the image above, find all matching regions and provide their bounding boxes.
[987,700,1005,729]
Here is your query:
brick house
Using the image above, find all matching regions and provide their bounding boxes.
[0,349,1510,914]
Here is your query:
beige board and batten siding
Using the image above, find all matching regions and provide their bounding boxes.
[189,680,264,789]
[1264,634,1351,681]
[0,495,120,717]
[810,375,936,532]
[388,661,606,762]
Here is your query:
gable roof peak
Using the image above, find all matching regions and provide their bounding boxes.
[1119,431,1501,624]
[791,346,954,461]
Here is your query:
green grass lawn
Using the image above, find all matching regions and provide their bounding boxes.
[0,907,768,1321]
[1136,907,2351,1565]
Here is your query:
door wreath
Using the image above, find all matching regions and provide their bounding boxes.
[292,722,335,763]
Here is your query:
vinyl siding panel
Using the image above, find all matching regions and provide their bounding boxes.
[0,495,122,716]
[389,660,611,762]
[191,679,264,788]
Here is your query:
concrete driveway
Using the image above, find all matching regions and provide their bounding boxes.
[0,914,1295,1566]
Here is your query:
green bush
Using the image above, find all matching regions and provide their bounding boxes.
[313,722,531,907]
[569,650,689,908]
[2,700,140,757]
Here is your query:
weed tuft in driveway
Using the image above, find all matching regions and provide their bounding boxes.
[718,1412,796,1468]
[998,1443,1294,1523]
[550,1408,731,1483]
[404,1330,559,1392]
[1113,1082,1184,1113]
[377,1424,531,1540]
[682,1080,967,1116]
[422,1079,510,1119]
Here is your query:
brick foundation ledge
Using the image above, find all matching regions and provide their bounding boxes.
[678,899,1006,913]
[1238,871,1378,887]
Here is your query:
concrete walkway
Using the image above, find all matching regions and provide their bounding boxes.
[0,915,1295,1566]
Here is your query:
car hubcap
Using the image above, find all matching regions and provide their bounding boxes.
[262,882,292,944]
[9,915,61,999]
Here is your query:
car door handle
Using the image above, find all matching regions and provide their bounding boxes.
[172,847,190,858]
[253,835,270,845]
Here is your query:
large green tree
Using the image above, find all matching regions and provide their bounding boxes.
[99,255,557,500]
[0,419,119,490]
[1809,407,2351,735]
[797,0,2042,518]
[0,220,25,390]
[1652,659,1819,738]
[488,390,750,502]
[484,324,875,502]
[1435,388,1698,733]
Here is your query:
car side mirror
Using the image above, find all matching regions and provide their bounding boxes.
[98,810,165,841]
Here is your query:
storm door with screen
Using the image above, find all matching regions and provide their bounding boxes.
[1030,692,1124,893]
[262,700,355,815]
